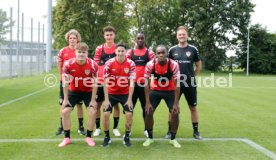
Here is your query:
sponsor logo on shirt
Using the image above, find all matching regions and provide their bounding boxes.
[71,69,76,72]
[175,60,191,64]
[85,69,90,75]
[174,53,179,56]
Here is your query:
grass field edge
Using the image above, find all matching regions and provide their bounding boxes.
[0,137,275,159]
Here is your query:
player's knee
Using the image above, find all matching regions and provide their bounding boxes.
[145,110,153,117]
[190,106,197,112]
[172,112,179,120]
[61,108,71,117]
[103,111,111,118]
[88,107,96,115]
[125,111,133,117]
[76,103,82,109]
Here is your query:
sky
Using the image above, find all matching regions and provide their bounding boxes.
[0,0,276,42]
[251,0,276,33]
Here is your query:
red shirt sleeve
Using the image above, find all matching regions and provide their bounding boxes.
[57,48,65,63]
[93,45,102,65]
[62,60,70,82]
[144,60,154,78]
[171,60,180,80]
[126,49,132,59]
[91,60,99,78]
[103,59,112,78]
[148,50,155,60]
[129,59,136,79]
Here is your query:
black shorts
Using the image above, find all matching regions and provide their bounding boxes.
[104,94,133,113]
[59,81,83,106]
[180,86,197,107]
[132,83,146,109]
[149,90,175,111]
[96,85,104,102]
[65,91,92,108]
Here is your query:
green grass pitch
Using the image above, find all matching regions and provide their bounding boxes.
[0,71,275,160]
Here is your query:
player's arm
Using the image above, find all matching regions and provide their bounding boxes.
[103,61,111,110]
[58,62,63,78]
[57,50,63,78]
[172,61,180,113]
[194,60,202,76]
[173,79,180,113]
[93,46,102,65]
[144,77,151,113]
[103,77,111,110]
[62,63,70,107]
[144,62,152,113]
[125,49,132,59]
[148,50,155,60]
[125,61,136,110]
[90,63,98,108]
[125,78,134,111]
[168,47,173,59]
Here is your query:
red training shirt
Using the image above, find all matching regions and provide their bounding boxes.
[104,57,136,95]
[144,58,180,91]
[57,47,76,79]
[93,44,116,84]
[126,48,155,84]
[63,58,98,92]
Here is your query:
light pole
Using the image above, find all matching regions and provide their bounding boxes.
[46,0,52,72]
[246,24,250,76]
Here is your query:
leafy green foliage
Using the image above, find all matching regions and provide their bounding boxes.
[237,24,276,74]
[52,0,131,56]
[0,9,10,44]
[53,0,274,72]
[128,0,254,71]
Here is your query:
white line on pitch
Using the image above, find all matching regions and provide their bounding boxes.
[0,88,50,108]
[240,139,276,160]
[0,137,275,159]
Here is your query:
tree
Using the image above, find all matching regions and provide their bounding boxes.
[129,0,254,71]
[237,24,276,74]
[52,0,255,71]
[52,0,131,56]
[0,9,10,44]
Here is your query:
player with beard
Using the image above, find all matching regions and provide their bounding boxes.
[168,26,202,140]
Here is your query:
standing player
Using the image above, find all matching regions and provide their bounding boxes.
[56,29,85,136]
[93,25,121,137]
[143,45,181,148]
[102,42,136,147]
[58,42,98,147]
[168,26,202,140]
[126,32,155,137]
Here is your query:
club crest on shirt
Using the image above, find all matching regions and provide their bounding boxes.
[84,69,90,75]
[186,51,191,57]
[124,68,129,73]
